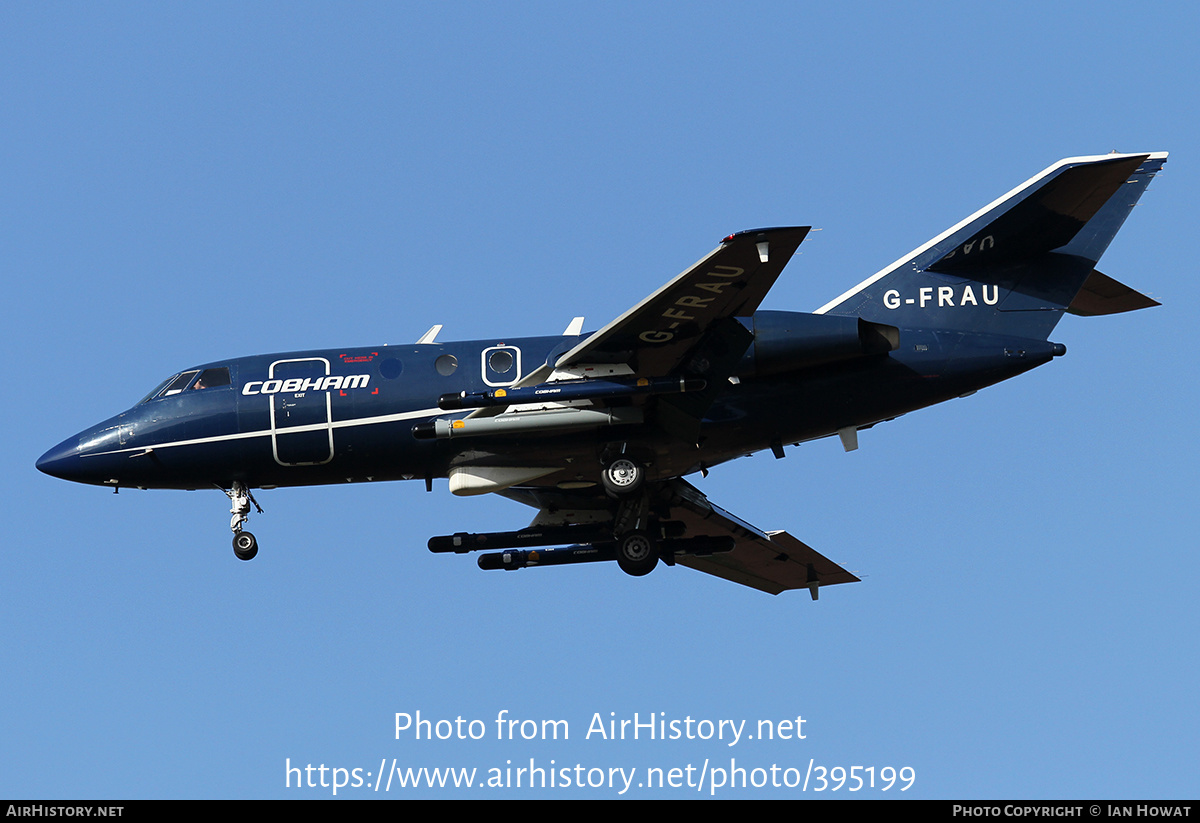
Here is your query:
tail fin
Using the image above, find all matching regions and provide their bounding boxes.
[817,152,1166,339]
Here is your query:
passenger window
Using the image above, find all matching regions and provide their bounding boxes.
[488,349,514,374]
[435,354,458,376]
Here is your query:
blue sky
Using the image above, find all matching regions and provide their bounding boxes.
[4,2,1197,798]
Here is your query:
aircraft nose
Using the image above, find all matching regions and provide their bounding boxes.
[36,435,84,481]
[38,418,131,486]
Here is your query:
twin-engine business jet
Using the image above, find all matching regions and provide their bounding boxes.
[38,153,1167,597]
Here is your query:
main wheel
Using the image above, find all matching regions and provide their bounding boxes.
[601,457,644,497]
[615,530,658,577]
[233,531,258,561]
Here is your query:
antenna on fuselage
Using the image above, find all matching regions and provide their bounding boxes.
[416,325,443,344]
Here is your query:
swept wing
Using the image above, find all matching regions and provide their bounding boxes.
[511,226,810,389]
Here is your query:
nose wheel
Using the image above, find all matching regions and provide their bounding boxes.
[223,481,263,561]
[233,530,258,561]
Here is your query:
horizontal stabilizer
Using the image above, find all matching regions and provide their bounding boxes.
[1067,270,1160,316]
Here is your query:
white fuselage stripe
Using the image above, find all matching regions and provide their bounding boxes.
[81,406,445,458]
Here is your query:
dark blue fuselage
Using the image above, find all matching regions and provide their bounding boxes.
[36,311,1058,493]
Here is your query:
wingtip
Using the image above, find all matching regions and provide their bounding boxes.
[721,226,812,244]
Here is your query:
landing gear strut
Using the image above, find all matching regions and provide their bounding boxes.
[611,491,658,577]
[224,481,262,561]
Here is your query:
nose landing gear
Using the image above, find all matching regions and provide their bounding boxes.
[224,481,263,561]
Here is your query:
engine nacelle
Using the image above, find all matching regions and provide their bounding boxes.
[744,311,899,377]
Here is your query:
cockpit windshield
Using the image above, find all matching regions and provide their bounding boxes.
[139,367,231,404]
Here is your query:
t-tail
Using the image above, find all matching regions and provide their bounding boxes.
[816,152,1167,340]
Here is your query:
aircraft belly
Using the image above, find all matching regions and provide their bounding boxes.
[425,339,1056,490]
[680,342,1056,472]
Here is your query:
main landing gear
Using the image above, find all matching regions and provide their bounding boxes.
[436,515,736,578]
[224,481,263,561]
[601,456,645,497]
[603,453,657,575]
[614,529,657,577]
[430,452,737,580]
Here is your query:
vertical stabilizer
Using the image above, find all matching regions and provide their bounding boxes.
[817,153,1166,340]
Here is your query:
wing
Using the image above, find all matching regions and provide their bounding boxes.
[499,479,859,598]
[665,479,859,597]
[460,227,810,428]
[509,226,811,390]
[555,226,810,374]
[435,228,856,596]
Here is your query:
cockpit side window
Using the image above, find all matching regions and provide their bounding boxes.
[189,367,231,391]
